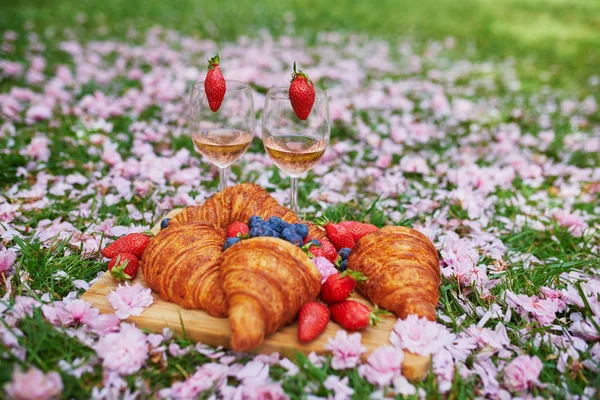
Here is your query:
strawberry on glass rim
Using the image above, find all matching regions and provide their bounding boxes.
[204,54,226,112]
[289,62,315,120]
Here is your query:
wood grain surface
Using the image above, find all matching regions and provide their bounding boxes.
[81,208,430,380]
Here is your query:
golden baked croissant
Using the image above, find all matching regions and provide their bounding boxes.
[347,226,440,321]
[170,182,327,242]
[220,237,321,352]
[140,222,228,317]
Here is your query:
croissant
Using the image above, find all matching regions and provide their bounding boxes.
[220,237,321,352]
[140,222,228,317]
[170,182,327,242]
[347,226,440,321]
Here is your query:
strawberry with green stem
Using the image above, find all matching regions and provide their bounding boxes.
[317,216,356,251]
[320,271,367,304]
[289,62,315,120]
[339,221,378,241]
[329,301,391,331]
[302,237,339,264]
[108,253,139,281]
[101,232,153,259]
[205,54,226,112]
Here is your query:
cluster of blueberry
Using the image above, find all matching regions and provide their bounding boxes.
[337,247,351,271]
[222,216,310,250]
[248,216,309,245]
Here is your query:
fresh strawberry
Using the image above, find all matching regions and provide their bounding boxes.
[339,221,378,241]
[108,253,139,281]
[297,302,329,343]
[308,245,325,259]
[226,222,250,239]
[329,301,389,331]
[320,240,339,264]
[101,232,152,259]
[303,237,338,264]
[324,223,355,251]
[320,271,367,304]
[289,62,315,120]
[204,54,226,112]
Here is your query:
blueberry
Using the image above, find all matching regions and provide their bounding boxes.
[263,227,277,237]
[281,227,297,241]
[340,259,348,271]
[309,239,321,247]
[280,221,292,232]
[338,247,351,260]
[288,233,303,247]
[249,227,264,238]
[160,218,170,230]
[223,237,241,250]
[248,216,263,229]
[292,223,309,239]
[267,216,285,232]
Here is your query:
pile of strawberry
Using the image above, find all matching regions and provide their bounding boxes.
[298,218,386,343]
[101,232,153,281]
[298,271,389,342]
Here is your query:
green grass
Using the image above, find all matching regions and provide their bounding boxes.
[1,0,599,91]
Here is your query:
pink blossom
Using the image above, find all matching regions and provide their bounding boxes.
[26,104,52,123]
[582,343,600,372]
[324,375,354,400]
[358,345,403,387]
[553,210,588,237]
[400,154,430,174]
[375,154,392,168]
[4,368,63,400]
[505,290,558,326]
[101,141,123,166]
[325,331,367,370]
[87,313,121,335]
[0,247,17,274]
[12,296,41,319]
[42,299,99,327]
[1,61,23,77]
[107,282,154,319]
[392,376,417,396]
[0,203,20,223]
[234,360,270,383]
[390,314,451,356]
[503,355,543,393]
[440,232,486,289]
[279,358,299,376]
[312,257,338,283]
[159,363,229,399]
[464,323,510,356]
[432,349,454,393]
[22,136,51,162]
[540,286,567,312]
[95,322,148,375]
[223,381,289,400]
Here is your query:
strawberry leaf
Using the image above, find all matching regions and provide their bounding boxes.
[340,270,367,282]
[207,53,220,70]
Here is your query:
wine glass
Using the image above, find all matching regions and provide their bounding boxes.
[261,86,330,213]
[187,80,255,192]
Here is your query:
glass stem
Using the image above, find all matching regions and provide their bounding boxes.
[218,167,228,192]
[290,176,299,214]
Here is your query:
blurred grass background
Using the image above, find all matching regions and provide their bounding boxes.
[1,0,599,91]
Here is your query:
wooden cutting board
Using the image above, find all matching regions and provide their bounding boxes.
[82,209,430,380]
